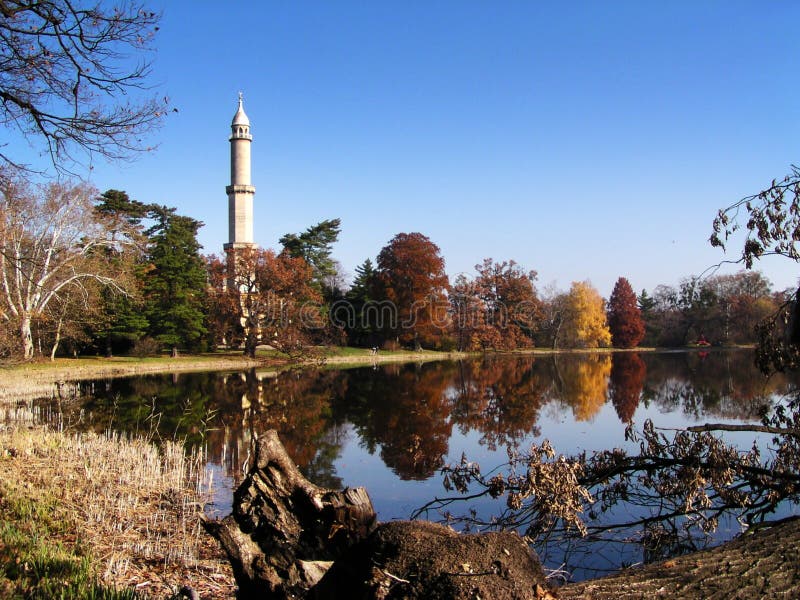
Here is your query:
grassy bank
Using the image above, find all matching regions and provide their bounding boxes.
[0,354,262,403]
[0,426,235,599]
[0,345,721,404]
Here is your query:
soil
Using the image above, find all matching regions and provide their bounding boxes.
[310,520,555,600]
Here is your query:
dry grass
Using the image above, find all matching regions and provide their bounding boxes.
[0,425,235,598]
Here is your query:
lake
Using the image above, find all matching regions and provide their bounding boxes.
[6,349,799,582]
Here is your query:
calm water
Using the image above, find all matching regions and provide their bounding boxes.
[7,349,799,581]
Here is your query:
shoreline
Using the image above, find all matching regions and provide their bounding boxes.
[0,345,744,404]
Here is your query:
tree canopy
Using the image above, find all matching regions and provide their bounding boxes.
[558,281,611,349]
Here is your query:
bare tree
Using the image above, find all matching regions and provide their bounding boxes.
[0,0,166,172]
[0,170,131,359]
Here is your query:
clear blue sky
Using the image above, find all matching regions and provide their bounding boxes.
[75,2,800,296]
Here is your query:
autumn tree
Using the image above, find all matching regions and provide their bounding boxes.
[0,171,132,359]
[449,273,500,351]
[204,253,243,350]
[557,281,611,349]
[143,207,207,356]
[472,258,540,350]
[705,270,778,345]
[374,232,449,349]
[0,0,166,172]
[225,246,322,359]
[606,277,645,348]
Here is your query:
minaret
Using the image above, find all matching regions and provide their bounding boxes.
[224,93,256,252]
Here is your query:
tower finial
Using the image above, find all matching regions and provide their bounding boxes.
[238,91,243,106]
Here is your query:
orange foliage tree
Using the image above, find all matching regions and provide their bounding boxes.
[374,232,450,348]
[473,259,540,350]
[449,274,502,351]
[607,276,646,348]
[223,246,322,358]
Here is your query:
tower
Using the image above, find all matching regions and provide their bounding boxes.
[224,93,256,252]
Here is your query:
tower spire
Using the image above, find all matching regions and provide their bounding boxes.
[225,93,255,251]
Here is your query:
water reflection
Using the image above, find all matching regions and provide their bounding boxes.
[12,350,787,491]
[609,353,646,423]
[8,350,797,578]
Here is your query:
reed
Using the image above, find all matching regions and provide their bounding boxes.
[0,425,235,598]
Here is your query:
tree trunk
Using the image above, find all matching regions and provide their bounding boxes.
[20,314,33,360]
[171,346,178,358]
[49,317,63,361]
[558,517,800,599]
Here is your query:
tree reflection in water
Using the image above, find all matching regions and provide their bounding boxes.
[554,354,612,421]
[339,362,455,480]
[609,353,646,424]
[449,357,549,451]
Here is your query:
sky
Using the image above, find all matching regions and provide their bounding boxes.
[18,1,800,297]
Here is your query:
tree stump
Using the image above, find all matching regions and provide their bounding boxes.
[203,430,378,599]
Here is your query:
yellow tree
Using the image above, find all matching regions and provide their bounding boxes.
[559,281,611,349]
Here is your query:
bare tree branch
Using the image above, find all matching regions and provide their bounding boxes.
[0,0,166,173]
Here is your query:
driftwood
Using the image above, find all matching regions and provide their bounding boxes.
[203,430,378,598]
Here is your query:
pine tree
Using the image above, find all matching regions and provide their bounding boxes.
[607,277,646,348]
[344,259,378,346]
[279,218,342,293]
[143,208,208,356]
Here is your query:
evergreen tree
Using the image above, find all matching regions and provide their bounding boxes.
[93,190,150,356]
[143,208,208,356]
[344,259,378,346]
[638,289,656,314]
[279,218,342,294]
[607,277,646,348]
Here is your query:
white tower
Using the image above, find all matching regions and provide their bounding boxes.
[225,93,256,251]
